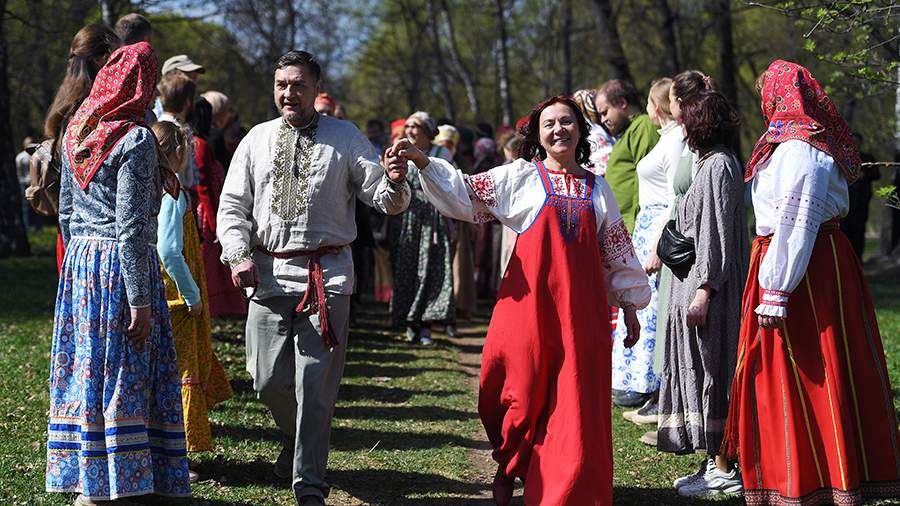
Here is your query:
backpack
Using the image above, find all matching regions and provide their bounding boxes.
[25,139,61,217]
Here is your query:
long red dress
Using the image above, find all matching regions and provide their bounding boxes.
[479,162,613,504]
[723,223,900,505]
[194,135,246,316]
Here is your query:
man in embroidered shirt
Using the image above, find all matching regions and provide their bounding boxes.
[216,50,410,505]
[596,79,660,232]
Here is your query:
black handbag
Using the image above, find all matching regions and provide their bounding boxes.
[656,219,695,280]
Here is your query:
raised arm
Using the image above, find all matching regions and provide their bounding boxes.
[348,129,410,215]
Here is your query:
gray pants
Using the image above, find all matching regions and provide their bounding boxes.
[246,294,350,500]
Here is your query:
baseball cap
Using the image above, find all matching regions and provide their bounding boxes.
[162,54,205,75]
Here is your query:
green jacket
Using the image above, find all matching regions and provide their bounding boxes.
[604,113,660,232]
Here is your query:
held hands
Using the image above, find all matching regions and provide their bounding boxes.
[231,260,259,289]
[622,306,641,348]
[686,287,711,328]
[385,138,429,179]
[127,305,151,349]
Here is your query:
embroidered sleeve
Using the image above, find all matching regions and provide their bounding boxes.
[465,172,498,208]
[599,218,636,267]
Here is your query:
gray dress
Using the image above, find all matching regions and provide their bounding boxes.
[657,148,748,455]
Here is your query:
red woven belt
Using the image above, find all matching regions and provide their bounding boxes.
[255,244,346,348]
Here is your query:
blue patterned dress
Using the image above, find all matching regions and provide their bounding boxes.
[47,127,191,500]
[611,204,667,394]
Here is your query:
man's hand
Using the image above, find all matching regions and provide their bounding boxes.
[127,305,151,349]
[622,306,641,348]
[384,147,408,182]
[231,260,258,289]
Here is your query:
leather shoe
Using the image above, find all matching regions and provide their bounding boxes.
[613,390,651,408]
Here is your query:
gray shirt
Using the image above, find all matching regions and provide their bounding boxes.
[217,115,410,299]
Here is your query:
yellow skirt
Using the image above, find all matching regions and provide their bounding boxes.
[162,210,234,452]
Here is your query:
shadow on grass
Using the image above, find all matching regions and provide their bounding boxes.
[338,383,464,404]
[330,426,488,452]
[213,423,281,445]
[334,405,478,422]
[343,363,460,379]
[612,486,744,505]
[329,468,491,505]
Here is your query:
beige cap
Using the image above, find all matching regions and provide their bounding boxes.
[162,54,204,75]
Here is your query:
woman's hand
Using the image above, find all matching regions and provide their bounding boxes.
[686,287,711,328]
[187,302,203,317]
[622,306,641,348]
[644,250,663,275]
[757,315,784,329]
[127,305,151,348]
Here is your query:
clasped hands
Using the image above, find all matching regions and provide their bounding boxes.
[383,138,430,180]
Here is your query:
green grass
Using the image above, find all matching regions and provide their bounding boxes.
[1,228,899,505]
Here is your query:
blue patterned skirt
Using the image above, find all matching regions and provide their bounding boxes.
[46,238,191,500]
[611,204,667,394]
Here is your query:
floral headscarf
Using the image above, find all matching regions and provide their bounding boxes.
[745,60,860,183]
[64,42,158,189]
[572,89,601,125]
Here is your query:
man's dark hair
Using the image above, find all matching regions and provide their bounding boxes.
[366,119,385,131]
[275,50,322,81]
[158,72,197,115]
[597,79,641,108]
[114,13,152,45]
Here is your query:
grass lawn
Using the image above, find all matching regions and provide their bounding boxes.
[1,227,898,505]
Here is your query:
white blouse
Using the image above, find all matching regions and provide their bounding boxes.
[751,140,849,317]
[635,120,684,233]
[418,157,652,309]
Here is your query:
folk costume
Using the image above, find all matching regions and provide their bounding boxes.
[722,60,900,506]
[48,42,191,500]
[158,190,233,452]
[420,158,650,505]
[216,113,410,501]
[612,119,684,395]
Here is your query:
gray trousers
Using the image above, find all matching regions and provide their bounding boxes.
[246,294,349,500]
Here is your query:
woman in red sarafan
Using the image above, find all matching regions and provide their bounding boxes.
[190,96,247,317]
[393,96,650,505]
[721,60,900,506]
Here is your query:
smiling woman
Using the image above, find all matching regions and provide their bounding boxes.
[392,95,651,505]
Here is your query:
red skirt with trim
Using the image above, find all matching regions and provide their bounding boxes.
[722,224,900,505]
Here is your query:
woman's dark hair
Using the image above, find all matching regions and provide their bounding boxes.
[190,97,213,139]
[44,24,121,142]
[679,90,739,152]
[671,70,715,101]
[275,50,321,81]
[516,95,591,165]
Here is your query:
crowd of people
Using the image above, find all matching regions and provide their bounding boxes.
[19,11,900,506]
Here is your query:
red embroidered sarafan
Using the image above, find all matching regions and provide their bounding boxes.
[63,42,158,189]
[745,60,860,183]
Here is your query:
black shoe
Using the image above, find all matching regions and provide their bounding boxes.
[613,390,651,408]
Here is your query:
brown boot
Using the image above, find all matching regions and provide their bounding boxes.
[492,466,514,506]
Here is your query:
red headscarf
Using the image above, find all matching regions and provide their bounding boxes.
[745,60,860,183]
[64,42,159,189]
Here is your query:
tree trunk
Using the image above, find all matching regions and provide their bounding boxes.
[0,0,31,257]
[426,0,456,121]
[99,0,115,27]
[439,0,480,121]
[655,0,679,74]
[562,0,573,94]
[494,0,513,125]
[714,0,739,153]
[589,0,632,82]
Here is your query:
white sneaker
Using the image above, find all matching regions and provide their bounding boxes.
[674,458,713,489]
[677,463,742,498]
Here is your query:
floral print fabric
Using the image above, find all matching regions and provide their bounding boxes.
[46,238,190,500]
